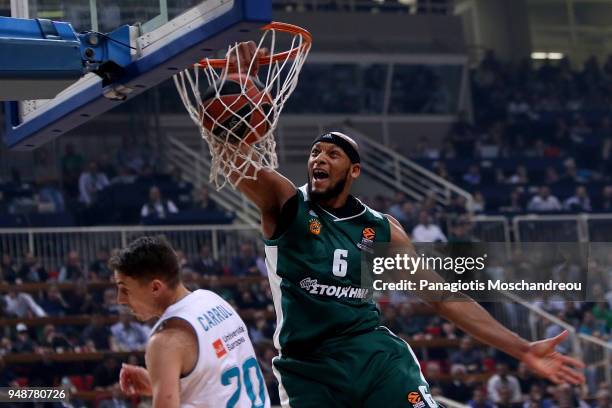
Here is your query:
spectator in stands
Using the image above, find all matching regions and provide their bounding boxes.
[0,254,17,283]
[82,314,113,351]
[79,161,110,206]
[60,143,84,198]
[98,153,117,180]
[92,355,120,390]
[560,157,587,183]
[4,288,46,318]
[486,362,522,404]
[411,211,447,242]
[193,186,218,212]
[441,364,473,403]
[494,384,522,408]
[527,186,562,212]
[449,337,483,373]
[515,362,540,396]
[39,284,70,316]
[102,288,120,315]
[467,388,494,408]
[248,314,273,345]
[470,191,486,213]
[40,324,71,352]
[191,244,223,276]
[578,310,607,337]
[117,136,146,174]
[110,166,137,185]
[598,185,612,211]
[463,164,482,185]
[592,302,611,333]
[38,179,66,213]
[140,185,178,221]
[522,384,554,408]
[593,389,610,408]
[230,243,258,276]
[66,280,96,315]
[0,333,11,356]
[544,166,560,184]
[89,247,112,281]
[237,289,259,309]
[17,252,47,283]
[506,165,529,185]
[447,217,475,243]
[58,250,85,282]
[552,383,590,408]
[499,189,523,213]
[110,311,149,351]
[564,186,592,212]
[12,323,35,353]
[387,191,408,221]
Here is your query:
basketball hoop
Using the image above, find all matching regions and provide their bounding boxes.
[174,22,312,189]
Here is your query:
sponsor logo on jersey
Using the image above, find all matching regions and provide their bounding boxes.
[299,277,369,299]
[357,226,376,252]
[213,338,227,359]
[309,218,322,235]
[408,392,426,407]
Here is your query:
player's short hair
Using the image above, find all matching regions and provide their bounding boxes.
[109,235,180,287]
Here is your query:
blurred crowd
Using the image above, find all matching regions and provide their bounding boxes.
[409,52,612,214]
[0,138,232,227]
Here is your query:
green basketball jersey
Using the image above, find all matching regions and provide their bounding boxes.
[263,185,391,354]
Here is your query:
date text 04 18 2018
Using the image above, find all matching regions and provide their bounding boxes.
[0,387,69,402]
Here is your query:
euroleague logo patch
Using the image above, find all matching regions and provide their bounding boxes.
[357,227,376,252]
[309,218,322,235]
[362,227,376,240]
[407,392,422,405]
[407,388,437,408]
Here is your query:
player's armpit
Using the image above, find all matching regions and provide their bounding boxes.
[385,214,467,303]
[146,321,197,408]
[233,166,297,238]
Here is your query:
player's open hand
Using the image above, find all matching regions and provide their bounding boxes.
[521,330,585,385]
[119,363,153,396]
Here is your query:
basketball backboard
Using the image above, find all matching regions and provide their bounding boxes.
[4,0,272,150]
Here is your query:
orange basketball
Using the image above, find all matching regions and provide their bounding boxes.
[200,73,273,145]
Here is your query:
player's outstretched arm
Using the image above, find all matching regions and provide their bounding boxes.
[386,215,585,385]
[144,321,197,408]
[223,41,297,237]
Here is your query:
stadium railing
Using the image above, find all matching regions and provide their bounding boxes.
[0,224,262,270]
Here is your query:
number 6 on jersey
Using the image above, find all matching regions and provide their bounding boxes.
[332,249,348,277]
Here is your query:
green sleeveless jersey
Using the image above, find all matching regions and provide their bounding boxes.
[263,185,391,354]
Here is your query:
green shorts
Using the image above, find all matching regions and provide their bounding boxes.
[272,326,439,408]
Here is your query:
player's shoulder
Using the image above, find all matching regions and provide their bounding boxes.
[148,318,196,353]
[383,213,411,242]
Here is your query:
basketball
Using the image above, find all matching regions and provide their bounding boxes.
[200,73,273,145]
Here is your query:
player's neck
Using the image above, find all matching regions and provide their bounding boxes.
[315,190,351,209]
[158,284,191,314]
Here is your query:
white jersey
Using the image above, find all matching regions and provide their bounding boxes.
[151,289,270,408]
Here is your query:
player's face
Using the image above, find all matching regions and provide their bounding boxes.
[114,271,159,321]
[307,142,352,201]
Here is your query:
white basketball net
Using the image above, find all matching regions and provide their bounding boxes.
[174,25,311,189]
